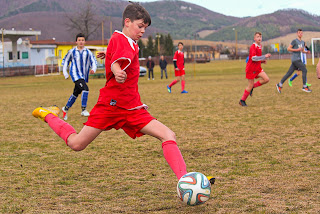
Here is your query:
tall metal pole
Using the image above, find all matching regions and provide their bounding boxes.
[2,28,4,77]
[101,21,104,46]
[156,34,160,55]
[110,17,113,38]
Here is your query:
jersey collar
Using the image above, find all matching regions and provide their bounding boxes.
[115,30,137,51]
[253,43,261,48]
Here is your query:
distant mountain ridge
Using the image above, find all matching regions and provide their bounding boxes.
[0,0,319,42]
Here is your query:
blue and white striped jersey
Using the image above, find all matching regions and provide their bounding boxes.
[62,47,97,83]
[301,47,307,65]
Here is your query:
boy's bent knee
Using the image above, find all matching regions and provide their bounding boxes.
[162,130,176,142]
[68,143,86,151]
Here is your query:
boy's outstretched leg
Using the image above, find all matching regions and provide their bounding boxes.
[289,73,299,87]
[32,106,102,151]
[32,106,76,144]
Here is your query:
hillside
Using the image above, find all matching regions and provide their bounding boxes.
[204,9,320,42]
[0,0,242,41]
[0,0,319,42]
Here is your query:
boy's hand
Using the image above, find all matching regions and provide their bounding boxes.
[97,51,106,59]
[265,53,271,58]
[89,70,95,74]
[114,70,127,83]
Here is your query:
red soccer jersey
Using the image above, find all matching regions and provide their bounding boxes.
[173,50,184,70]
[246,43,262,73]
[101,30,143,109]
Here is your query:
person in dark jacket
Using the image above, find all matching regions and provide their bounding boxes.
[159,55,168,79]
[146,56,155,80]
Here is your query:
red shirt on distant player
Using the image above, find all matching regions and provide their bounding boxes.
[173,50,184,70]
[101,30,143,109]
[246,43,263,79]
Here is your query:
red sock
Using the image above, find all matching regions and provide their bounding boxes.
[162,140,187,179]
[181,80,185,91]
[253,81,262,88]
[169,79,178,88]
[241,89,250,101]
[45,114,77,145]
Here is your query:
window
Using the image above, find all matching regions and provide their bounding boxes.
[8,51,20,60]
[22,52,28,59]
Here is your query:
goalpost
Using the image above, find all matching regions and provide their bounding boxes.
[34,59,60,77]
[311,38,320,65]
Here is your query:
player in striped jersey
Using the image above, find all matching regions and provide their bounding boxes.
[61,33,97,120]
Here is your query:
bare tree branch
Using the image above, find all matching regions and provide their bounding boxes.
[64,0,101,40]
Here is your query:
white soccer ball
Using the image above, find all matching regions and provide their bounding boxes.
[177,172,211,206]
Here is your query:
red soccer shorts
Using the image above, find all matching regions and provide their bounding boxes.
[246,69,264,79]
[175,67,185,77]
[84,104,155,139]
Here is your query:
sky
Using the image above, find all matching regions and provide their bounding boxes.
[134,0,319,17]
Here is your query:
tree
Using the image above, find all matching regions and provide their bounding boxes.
[64,0,101,40]
[164,34,174,56]
[145,35,154,57]
[137,39,145,58]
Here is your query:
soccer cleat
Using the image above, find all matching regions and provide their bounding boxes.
[62,106,68,121]
[239,100,247,107]
[276,83,282,94]
[32,106,60,122]
[206,176,215,185]
[181,90,188,94]
[288,79,292,87]
[302,86,312,93]
[250,88,253,96]
[167,85,171,93]
[81,109,90,117]
[306,83,311,87]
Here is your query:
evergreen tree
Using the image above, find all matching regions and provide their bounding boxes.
[137,39,145,58]
[164,34,174,56]
[145,35,154,57]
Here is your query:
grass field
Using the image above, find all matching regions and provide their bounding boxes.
[1,59,319,213]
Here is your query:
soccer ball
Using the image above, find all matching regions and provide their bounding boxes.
[177,172,211,206]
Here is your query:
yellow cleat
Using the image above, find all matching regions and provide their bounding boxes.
[207,176,215,185]
[32,106,60,122]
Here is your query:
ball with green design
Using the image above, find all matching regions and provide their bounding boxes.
[177,172,211,206]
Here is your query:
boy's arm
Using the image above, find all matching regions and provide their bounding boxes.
[111,62,127,83]
[89,51,97,74]
[62,50,72,79]
[252,54,271,61]
[287,40,302,52]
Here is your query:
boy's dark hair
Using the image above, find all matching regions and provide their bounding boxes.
[255,32,262,36]
[122,2,151,27]
[178,42,184,46]
[297,29,303,32]
[76,33,85,41]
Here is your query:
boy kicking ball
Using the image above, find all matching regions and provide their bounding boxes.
[239,32,271,107]
[32,3,214,190]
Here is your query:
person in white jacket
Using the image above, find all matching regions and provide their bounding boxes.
[61,33,97,120]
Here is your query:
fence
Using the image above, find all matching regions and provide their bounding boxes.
[1,64,59,77]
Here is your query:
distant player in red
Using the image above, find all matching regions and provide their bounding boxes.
[239,32,271,106]
[31,3,194,181]
[167,42,188,94]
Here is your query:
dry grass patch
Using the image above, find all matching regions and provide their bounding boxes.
[0,59,319,213]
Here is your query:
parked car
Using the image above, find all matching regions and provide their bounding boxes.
[139,57,147,77]
[140,66,147,77]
